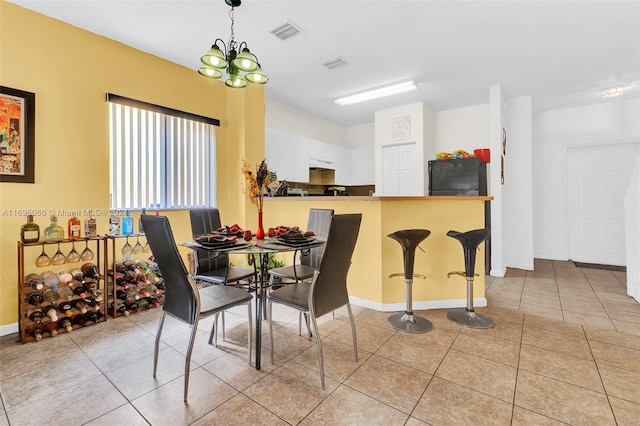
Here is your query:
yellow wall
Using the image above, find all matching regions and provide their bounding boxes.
[0,1,264,328]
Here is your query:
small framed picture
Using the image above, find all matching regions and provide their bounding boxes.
[393,116,411,141]
[0,86,35,183]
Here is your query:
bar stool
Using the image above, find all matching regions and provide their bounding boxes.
[446,228,494,328]
[387,229,432,333]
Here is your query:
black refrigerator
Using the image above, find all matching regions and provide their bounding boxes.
[428,157,491,272]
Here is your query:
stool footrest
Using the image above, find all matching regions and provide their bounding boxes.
[447,271,479,278]
[389,273,426,279]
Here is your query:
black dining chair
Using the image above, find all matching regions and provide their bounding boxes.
[141,214,253,403]
[189,208,257,288]
[267,208,333,335]
[267,213,362,389]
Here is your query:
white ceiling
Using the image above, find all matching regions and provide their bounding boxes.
[10,0,640,127]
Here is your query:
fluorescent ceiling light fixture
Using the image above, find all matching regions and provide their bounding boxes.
[335,81,418,106]
[601,86,623,98]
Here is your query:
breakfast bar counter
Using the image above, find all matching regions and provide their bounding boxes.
[262,196,492,312]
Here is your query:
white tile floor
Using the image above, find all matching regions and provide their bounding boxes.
[1,260,639,425]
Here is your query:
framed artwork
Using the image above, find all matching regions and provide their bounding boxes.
[0,86,35,183]
[393,116,411,141]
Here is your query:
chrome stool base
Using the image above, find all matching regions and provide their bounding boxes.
[387,312,433,333]
[447,309,494,329]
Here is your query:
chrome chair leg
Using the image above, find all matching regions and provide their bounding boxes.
[208,313,219,346]
[153,311,166,378]
[309,311,325,390]
[184,322,199,403]
[247,301,253,365]
[268,300,275,364]
[347,303,358,362]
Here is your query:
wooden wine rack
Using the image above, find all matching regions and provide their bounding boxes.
[105,234,165,319]
[17,237,107,344]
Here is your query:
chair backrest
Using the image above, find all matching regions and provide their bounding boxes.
[189,208,229,274]
[310,214,362,318]
[141,215,199,325]
[302,208,334,268]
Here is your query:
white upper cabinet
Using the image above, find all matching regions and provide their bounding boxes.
[266,129,310,183]
[351,147,374,185]
[266,128,291,181]
[334,146,351,185]
[309,139,336,168]
[289,135,310,182]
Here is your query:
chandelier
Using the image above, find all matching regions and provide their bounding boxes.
[198,0,268,88]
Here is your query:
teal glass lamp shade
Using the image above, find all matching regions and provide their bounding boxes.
[231,48,258,72]
[246,66,268,84]
[198,66,223,79]
[201,45,228,69]
[225,73,248,88]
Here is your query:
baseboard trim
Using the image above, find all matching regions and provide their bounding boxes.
[0,322,18,337]
[348,296,487,312]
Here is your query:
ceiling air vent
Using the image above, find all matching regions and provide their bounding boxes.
[323,57,348,70]
[271,21,303,40]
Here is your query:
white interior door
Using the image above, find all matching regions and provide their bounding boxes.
[383,143,416,196]
[568,143,640,265]
[382,145,399,195]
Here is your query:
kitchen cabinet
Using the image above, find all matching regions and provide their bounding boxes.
[289,135,310,182]
[334,146,351,185]
[351,147,374,185]
[266,129,310,183]
[266,128,292,181]
[309,140,336,168]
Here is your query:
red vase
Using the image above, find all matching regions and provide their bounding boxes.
[256,211,265,240]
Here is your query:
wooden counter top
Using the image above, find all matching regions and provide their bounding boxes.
[265,195,493,201]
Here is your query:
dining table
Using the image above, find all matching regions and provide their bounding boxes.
[183,236,326,370]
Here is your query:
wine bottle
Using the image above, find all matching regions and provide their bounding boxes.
[57,285,73,300]
[45,306,59,322]
[146,283,159,294]
[28,307,44,323]
[127,301,139,312]
[84,310,103,323]
[27,292,44,306]
[70,268,84,281]
[72,313,87,327]
[122,210,134,235]
[26,273,45,290]
[73,299,88,314]
[136,297,149,310]
[82,278,98,293]
[111,301,130,316]
[57,270,73,284]
[29,325,44,341]
[84,211,97,238]
[44,321,59,336]
[68,216,81,239]
[58,301,74,317]
[21,215,40,243]
[92,289,104,302]
[72,285,87,299]
[41,271,59,288]
[115,262,128,274]
[81,263,100,279]
[44,215,64,242]
[43,288,59,304]
[137,287,151,298]
[155,293,165,305]
[126,288,140,301]
[116,289,128,301]
[143,296,160,308]
[109,214,120,236]
[57,316,73,332]
[84,297,100,309]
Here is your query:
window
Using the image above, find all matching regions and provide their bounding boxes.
[108,94,219,210]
